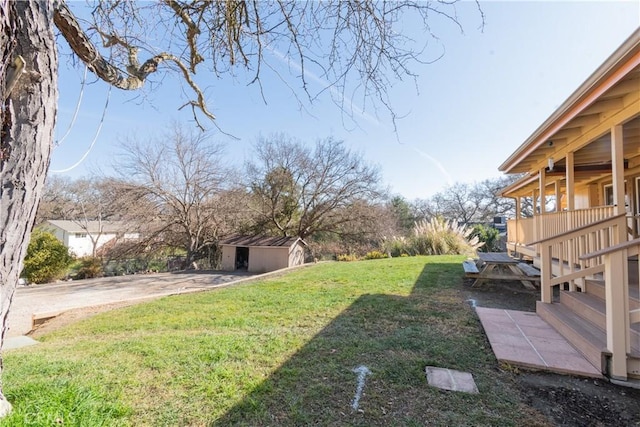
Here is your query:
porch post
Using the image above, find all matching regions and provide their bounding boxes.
[537,169,552,302]
[565,152,575,212]
[532,189,538,243]
[604,249,630,380]
[554,181,561,212]
[606,124,630,380]
[611,124,625,221]
[566,151,577,290]
[515,197,521,254]
[539,167,547,215]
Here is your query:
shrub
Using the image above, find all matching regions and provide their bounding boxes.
[147,259,168,272]
[471,224,501,252]
[73,256,104,279]
[410,217,483,256]
[336,253,359,262]
[382,236,411,257]
[22,230,73,284]
[363,251,388,260]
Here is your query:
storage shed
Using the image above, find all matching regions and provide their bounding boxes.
[220,235,307,273]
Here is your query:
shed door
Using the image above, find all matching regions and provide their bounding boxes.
[235,247,249,270]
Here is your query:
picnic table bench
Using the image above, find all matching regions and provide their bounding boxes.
[516,262,541,278]
[462,260,480,274]
[463,252,540,290]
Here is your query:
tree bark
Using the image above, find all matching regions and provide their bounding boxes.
[0,0,58,415]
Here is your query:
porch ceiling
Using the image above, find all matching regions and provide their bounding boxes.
[499,29,640,177]
[501,116,640,198]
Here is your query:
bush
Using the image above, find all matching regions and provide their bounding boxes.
[73,257,104,279]
[22,230,73,284]
[363,251,388,260]
[410,217,483,256]
[336,254,359,262]
[382,236,411,257]
[471,224,501,252]
[147,259,168,272]
[102,257,168,276]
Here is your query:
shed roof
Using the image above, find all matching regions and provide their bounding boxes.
[220,235,306,248]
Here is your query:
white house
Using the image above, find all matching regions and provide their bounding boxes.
[39,220,139,257]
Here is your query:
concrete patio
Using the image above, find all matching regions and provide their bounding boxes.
[475,306,602,378]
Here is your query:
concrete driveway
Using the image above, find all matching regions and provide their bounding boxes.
[7,271,255,338]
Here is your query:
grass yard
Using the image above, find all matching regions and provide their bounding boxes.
[0,255,546,426]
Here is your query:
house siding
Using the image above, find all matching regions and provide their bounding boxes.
[221,246,236,271]
[575,187,591,209]
[248,247,289,273]
[288,243,306,267]
[65,233,118,257]
[38,220,139,257]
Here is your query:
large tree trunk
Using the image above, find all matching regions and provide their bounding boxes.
[0,0,58,415]
[0,0,16,109]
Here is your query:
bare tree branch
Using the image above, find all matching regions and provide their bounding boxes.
[246,134,384,239]
[53,0,483,131]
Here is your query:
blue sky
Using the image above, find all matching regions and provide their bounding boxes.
[51,1,640,200]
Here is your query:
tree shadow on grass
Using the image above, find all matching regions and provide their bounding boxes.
[209,262,518,427]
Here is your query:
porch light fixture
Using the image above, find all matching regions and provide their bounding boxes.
[548,157,554,171]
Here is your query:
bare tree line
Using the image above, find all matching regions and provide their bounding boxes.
[37,125,523,266]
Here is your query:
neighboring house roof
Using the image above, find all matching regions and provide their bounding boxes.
[220,235,307,248]
[41,220,135,234]
[499,27,640,176]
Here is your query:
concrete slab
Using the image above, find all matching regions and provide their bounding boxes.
[3,336,38,351]
[476,307,602,378]
[425,366,479,394]
[7,270,257,337]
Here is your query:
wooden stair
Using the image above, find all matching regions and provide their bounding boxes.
[537,277,640,379]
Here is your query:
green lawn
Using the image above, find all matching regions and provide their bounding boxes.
[0,256,544,426]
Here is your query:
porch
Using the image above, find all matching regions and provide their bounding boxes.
[496,29,640,383]
[502,209,640,383]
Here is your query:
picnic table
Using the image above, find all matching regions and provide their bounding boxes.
[464,252,540,290]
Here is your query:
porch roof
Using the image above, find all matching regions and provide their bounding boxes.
[499,28,640,178]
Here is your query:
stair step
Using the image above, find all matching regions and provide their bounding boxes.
[585,279,640,310]
[560,291,606,329]
[537,301,605,371]
[559,291,640,353]
[628,353,640,380]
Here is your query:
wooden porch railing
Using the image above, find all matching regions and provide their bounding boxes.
[529,213,627,304]
[506,217,533,249]
[507,208,639,380]
[506,206,616,248]
[580,237,640,381]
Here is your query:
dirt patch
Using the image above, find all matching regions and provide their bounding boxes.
[517,372,640,427]
[27,300,148,339]
[460,278,640,427]
[460,277,539,312]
